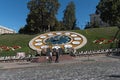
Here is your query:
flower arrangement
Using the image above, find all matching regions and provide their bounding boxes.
[0,45,21,51]
[93,38,113,44]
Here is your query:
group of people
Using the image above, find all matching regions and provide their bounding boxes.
[35,46,76,63]
[40,47,63,63]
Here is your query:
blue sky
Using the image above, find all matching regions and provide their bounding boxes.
[0,0,99,32]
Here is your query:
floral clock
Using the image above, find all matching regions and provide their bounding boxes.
[29,31,87,51]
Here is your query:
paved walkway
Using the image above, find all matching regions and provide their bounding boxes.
[0,55,120,80]
[0,55,119,69]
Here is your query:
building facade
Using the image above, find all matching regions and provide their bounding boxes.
[0,25,16,34]
[89,14,109,27]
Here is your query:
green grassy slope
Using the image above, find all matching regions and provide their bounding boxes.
[75,27,120,51]
[0,34,37,56]
[0,27,119,56]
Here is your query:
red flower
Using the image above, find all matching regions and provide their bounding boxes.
[0,46,8,49]
[4,48,10,51]
[108,40,113,43]
[93,38,114,44]
[0,45,21,51]
[99,38,105,41]
[95,40,100,43]
[12,46,21,49]
[0,46,10,51]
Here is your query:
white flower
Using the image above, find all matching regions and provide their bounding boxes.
[93,40,96,43]
[99,42,103,44]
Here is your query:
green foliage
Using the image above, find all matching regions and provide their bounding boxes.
[96,0,120,26]
[19,0,60,34]
[52,20,64,31]
[63,1,76,30]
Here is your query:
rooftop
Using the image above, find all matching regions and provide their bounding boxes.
[0,25,16,32]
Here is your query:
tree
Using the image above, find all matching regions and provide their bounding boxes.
[96,0,120,27]
[19,0,60,34]
[96,0,120,53]
[52,20,64,31]
[63,1,76,30]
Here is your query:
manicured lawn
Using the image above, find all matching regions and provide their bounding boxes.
[75,27,120,51]
[0,27,119,56]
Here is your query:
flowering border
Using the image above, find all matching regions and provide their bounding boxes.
[93,38,113,44]
[0,45,21,51]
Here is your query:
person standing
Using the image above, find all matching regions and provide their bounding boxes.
[55,48,59,63]
[59,48,63,56]
[49,49,53,62]
[46,47,52,63]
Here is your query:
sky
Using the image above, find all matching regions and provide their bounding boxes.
[0,0,99,32]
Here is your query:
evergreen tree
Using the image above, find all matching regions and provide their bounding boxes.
[19,0,60,34]
[63,1,76,30]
